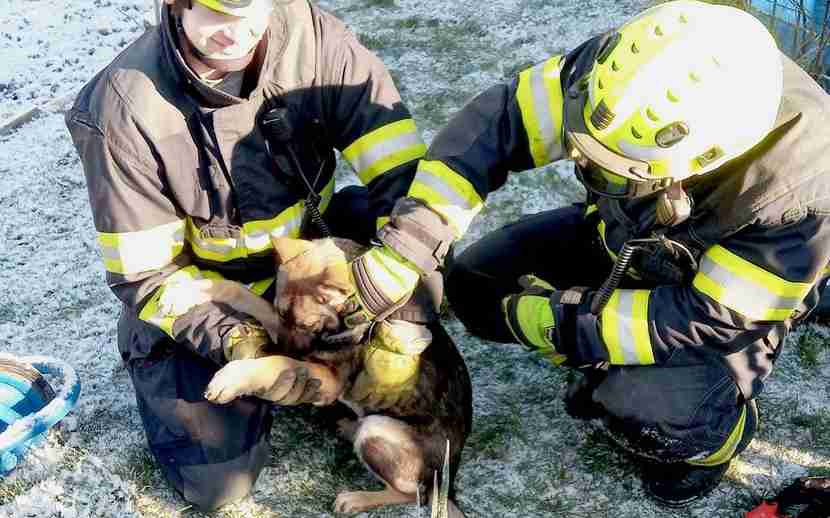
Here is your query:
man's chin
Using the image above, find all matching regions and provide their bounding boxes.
[198,52,255,74]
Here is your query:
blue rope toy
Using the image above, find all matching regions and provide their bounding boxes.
[0,354,81,475]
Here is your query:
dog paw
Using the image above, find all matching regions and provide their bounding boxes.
[204,359,258,404]
[334,491,373,514]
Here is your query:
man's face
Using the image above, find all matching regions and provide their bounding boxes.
[178,0,273,72]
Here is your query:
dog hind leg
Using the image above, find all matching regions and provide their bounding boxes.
[334,415,425,513]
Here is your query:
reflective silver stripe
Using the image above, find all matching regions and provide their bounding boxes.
[268,213,303,237]
[98,223,185,274]
[528,63,561,162]
[698,256,802,316]
[100,245,120,262]
[350,131,424,177]
[413,168,475,210]
[613,290,643,364]
[189,235,237,255]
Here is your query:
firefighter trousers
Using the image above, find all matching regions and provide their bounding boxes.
[445,204,756,463]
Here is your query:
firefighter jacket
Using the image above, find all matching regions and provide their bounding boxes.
[396,33,830,400]
[66,2,426,365]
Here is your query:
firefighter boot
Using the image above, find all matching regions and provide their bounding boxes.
[643,399,758,507]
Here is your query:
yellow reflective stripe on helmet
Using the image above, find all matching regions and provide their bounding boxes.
[687,404,747,467]
[97,220,185,275]
[600,289,655,365]
[194,0,232,13]
[343,119,426,185]
[516,55,565,167]
[692,245,813,321]
[139,267,224,338]
[408,160,484,237]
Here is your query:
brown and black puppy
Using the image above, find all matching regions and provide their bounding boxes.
[164,237,472,516]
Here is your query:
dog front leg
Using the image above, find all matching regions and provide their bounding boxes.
[205,356,335,406]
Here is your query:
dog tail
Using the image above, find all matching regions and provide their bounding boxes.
[429,440,469,518]
[446,499,466,518]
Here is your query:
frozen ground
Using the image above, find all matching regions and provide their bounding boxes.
[1,0,829,517]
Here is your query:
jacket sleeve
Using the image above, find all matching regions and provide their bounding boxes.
[318,16,427,230]
[66,106,249,365]
[562,216,830,367]
[375,55,568,272]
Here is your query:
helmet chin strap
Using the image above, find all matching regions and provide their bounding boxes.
[655,181,692,227]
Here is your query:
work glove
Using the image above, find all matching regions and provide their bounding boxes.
[502,275,569,365]
[334,245,422,344]
[347,319,431,410]
[222,322,271,362]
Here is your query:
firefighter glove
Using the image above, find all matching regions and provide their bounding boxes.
[347,319,431,410]
[335,246,421,343]
[502,275,568,365]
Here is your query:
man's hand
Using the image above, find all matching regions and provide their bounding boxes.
[346,319,431,410]
[502,275,569,365]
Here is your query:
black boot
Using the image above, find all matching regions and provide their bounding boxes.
[642,460,730,507]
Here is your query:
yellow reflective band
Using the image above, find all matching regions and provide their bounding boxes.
[362,247,420,304]
[516,55,565,167]
[687,405,747,467]
[247,277,274,296]
[317,175,335,214]
[139,267,224,338]
[242,200,308,253]
[97,220,185,275]
[600,289,655,365]
[585,204,598,217]
[189,190,330,263]
[376,216,390,232]
[408,160,484,237]
[692,245,814,321]
[343,119,426,184]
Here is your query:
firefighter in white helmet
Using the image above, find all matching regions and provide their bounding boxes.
[317,0,830,506]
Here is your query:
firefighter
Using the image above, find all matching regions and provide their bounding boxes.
[331,0,830,507]
[66,0,440,510]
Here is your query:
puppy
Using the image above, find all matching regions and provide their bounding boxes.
[163,237,472,516]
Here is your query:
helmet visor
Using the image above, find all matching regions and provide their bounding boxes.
[576,164,634,197]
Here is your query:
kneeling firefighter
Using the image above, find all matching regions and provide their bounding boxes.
[329,0,830,507]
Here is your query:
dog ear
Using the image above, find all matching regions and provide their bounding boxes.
[271,237,314,265]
